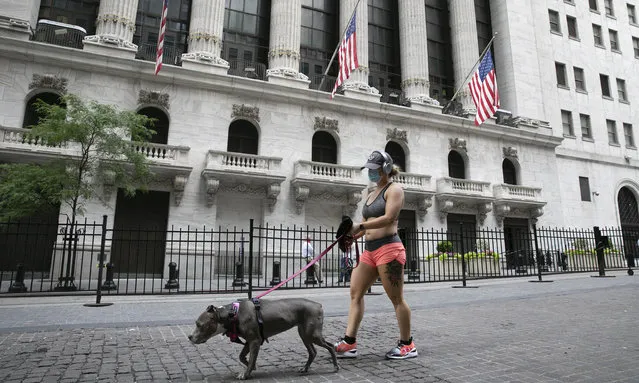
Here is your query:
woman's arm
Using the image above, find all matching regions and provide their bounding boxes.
[350,184,404,235]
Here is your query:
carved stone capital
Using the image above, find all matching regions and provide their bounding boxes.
[314,117,339,133]
[406,95,440,106]
[83,34,138,50]
[138,90,170,110]
[181,52,229,67]
[173,175,188,206]
[29,74,68,93]
[386,128,407,144]
[266,67,309,81]
[293,185,310,215]
[503,146,518,159]
[438,199,455,223]
[494,204,511,227]
[265,184,281,213]
[342,81,380,95]
[205,178,220,207]
[449,138,467,153]
[477,203,493,226]
[232,104,260,122]
[531,207,544,218]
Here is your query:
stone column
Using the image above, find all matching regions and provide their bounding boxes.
[449,0,479,114]
[83,0,139,58]
[398,0,439,108]
[0,0,41,40]
[266,0,309,88]
[339,0,380,101]
[181,0,229,75]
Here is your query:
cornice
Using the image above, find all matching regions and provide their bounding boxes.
[0,37,563,149]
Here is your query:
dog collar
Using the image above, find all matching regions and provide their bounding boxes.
[224,301,244,345]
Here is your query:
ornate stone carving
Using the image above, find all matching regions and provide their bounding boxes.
[293,185,310,214]
[173,175,188,206]
[438,199,455,223]
[138,90,169,110]
[386,128,408,144]
[494,204,511,227]
[222,183,264,195]
[477,203,493,226]
[442,100,471,118]
[406,94,440,106]
[181,52,229,66]
[266,184,281,212]
[232,104,260,122]
[266,68,309,81]
[314,117,339,133]
[205,178,220,207]
[449,137,467,153]
[29,74,68,93]
[342,81,380,95]
[503,146,518,159]
[83,34,138,49]
[503,116,551,129]
[416,196,434,218]
[95,14,136,32]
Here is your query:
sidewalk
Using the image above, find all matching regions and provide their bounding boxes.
[0,272,637,382]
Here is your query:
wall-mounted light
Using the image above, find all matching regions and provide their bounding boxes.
[592,191,600,196]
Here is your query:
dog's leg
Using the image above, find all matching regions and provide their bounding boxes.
[237,340,260,380]
[314,337,339,373]
[238,344,249,367]
[298,326,317,374]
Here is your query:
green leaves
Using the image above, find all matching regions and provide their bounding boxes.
[0,94,156,221]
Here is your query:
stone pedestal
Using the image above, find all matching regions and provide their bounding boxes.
[83,0,139,58]
[181,0,229,75]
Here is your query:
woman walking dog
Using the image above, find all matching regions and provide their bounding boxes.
[334,150,417,360]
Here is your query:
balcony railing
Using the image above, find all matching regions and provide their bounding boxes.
[132,141,189,164]
[227,59,267,81]
[394,173,433,192]
[205,150,282,173]
[32,19,86,49]
[1,126,67,149]
[308,74,338,93]
[294,161,361,182]
[437,177,492,198]
[493,184,543,201]
[379,87,408,106]
[136,43,184,66]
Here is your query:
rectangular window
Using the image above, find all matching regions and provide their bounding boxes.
[580,114,592,139]
[624,123,635,147]
[617,78,628,101]
[633,37,639,58]
[549,10,561,33]
[600,74,611,97]
[605,0,615,16]
[609,29,620,50]
[579,177,592,202]
[590,0,599,11]
[567,16,579,38]
[556,62,568,86]
[629,4,637,24]
[562,110,574,136]
[574,67,586,91]
[593,24,604,46]
[607,119,619,144]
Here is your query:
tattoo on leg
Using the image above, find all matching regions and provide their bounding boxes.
[386,260,403,287]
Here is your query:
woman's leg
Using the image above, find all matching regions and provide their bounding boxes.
[377,259,411,341]
[344,261,378,337]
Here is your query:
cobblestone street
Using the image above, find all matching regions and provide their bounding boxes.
[0,273,637,382]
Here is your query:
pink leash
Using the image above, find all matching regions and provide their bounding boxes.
[255,237,343,299]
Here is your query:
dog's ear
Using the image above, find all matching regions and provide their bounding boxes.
[206,305,216,313]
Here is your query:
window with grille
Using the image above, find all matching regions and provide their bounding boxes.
[567,16,579,38]
[580,114,592,139]
[555,62,568,87]
[617,78,628,101]
[475,0,494,53]
[561,110,574,136]
[574,67,585,91]
[604,0,614,16]
[301,0,337,86]
[368,0,401,90]
[426,0,454,104]
[634,37,639,58]
[222,0,271,65]
[624,123,635,147]
[629,4,637,24]
[590,0,599,11]
[607,119,619,144]
[600,74,611,97]
[593,24,603,46]
[579,177,591,202]
[549,10,561,33]
[134,0,191,65]
[609,29,619,51]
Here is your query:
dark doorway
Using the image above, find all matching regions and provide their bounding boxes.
[618,187,639,266]
[311,131,337,164]
[448,151,465,179]
[447,213,476,254]
[397,210,417,266]
[502,159,517,185]
[23,92,63,129]
[503,217,532,270]
[138,107,169,144]
[227,120,259,155]
[110,189,170,276]
[385,141,406,172]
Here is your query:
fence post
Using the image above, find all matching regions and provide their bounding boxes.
[84,215,113,307]
[270,260,281,286]
[592,226,615,278]
[165,261,180,288]
[102,263,117,290]
[8,263,27,293]
[530,225,553,283]
[453,222,477,288]
[248,219,254,299]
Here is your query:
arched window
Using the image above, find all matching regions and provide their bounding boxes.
[134,0,192,65]
[137,107,169,145]
[384,141,406,172]
[227,120,259,155]
[448,151,465,179]
[312,131,337,164]
[502,159,517,185]
[23,92,63,129]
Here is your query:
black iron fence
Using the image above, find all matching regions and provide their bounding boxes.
[32,19,86,50]
[136,43,185,67]
[1,217,636,296]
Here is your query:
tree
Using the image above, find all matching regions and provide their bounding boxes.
[0,93,156,223]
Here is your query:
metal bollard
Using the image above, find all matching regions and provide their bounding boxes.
[232,262,246,287]
[165,261,180,289]
[8,263,27,293]
[304,261,318,285]
[270,260,281,286]
[101,263,117,291]
[408,259,420,281]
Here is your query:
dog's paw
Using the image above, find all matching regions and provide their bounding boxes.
[298,366,309,374]
[236,371,250,380]
[333,365,340,373]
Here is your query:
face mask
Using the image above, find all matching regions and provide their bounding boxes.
[368,169,381,183]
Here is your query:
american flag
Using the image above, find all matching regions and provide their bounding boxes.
[331,11,359,99]
[468,50,499,126]
[155,0,168,75]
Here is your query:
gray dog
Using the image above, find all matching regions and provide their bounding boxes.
[188,298,339,380]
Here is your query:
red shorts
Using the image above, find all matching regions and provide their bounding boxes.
[359,242,406,267]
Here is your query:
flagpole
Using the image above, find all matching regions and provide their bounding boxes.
[446,31,498,105]
[317,0,362,91]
